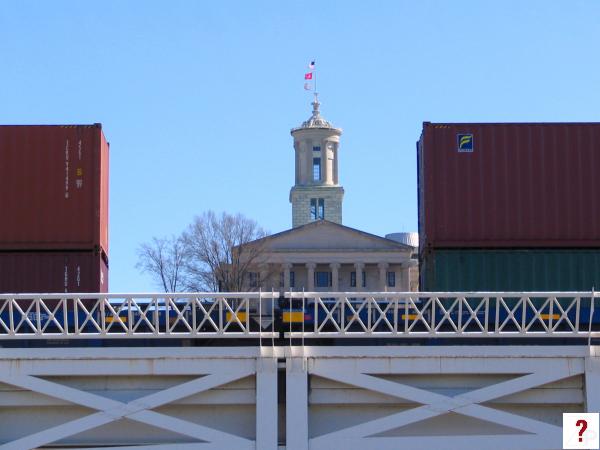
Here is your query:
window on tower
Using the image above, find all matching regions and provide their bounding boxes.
[313,146,321,152]
[310,198,325,220]
[313,157,321,181]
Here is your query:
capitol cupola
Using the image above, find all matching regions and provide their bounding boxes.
[289,94,344,227]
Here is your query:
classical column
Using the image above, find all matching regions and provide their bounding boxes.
[306,263,316,291]
[333,144,339,185]
[259,264,269,289]
[378,263,389,291]
[329,263,340,291]
[354,262,365,291]
[283,263,293,291]
[294,144,300,185]
[400,265,410,291]
[305,143,313,183]
[321,141,330,185]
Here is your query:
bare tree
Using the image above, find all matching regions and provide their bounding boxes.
[136,236,187,292]
[136,211,269,292]
[182,211,269,291]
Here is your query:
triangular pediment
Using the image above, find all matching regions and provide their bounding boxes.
[254,221,412,252]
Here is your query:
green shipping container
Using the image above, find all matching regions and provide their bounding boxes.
[421,249,600,292]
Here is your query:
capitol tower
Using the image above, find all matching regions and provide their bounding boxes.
[289,94,344,228]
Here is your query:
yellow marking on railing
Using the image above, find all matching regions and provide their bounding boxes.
[283,311,304,323]
[540,314,560,320]
[346,314,418,321]
[105,316,127,323]
[226,311,247,322]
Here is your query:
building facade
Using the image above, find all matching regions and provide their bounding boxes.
[242,96,418,292]
[248,220,416,292]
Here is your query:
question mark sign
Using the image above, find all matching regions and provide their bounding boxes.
[576,419,588,442]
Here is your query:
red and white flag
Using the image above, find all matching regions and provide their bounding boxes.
[304,72,313,80]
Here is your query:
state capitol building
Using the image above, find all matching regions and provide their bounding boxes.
[244,96,418,293]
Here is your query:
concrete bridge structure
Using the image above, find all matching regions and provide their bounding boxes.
[0,292,598,449]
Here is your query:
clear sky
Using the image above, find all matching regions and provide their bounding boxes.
[1,1,599,292]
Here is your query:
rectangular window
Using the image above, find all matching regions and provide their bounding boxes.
[318,198,324,219]
[350,270,367,287]
[290,271,295,288]
[313,146,321,152]
[279,272,284,288]
[387,271,396,287]
[248,272,259,288]
[315,271,332,288]
[313,157,321,181]
[310,198,324,220]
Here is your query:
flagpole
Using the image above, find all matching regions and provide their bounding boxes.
[305,60,317,100]
[314,59,317,97]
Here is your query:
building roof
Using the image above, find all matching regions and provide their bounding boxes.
[291,94,341,132]
[245,220,414,252]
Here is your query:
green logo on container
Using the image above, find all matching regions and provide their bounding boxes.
[457,134,473,152]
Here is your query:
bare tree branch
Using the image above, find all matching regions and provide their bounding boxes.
[135,236,187,292]
[182,211,269,292]
[136,211,269,292]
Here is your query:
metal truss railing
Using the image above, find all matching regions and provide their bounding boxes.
[1,291,599,340]
[0,292,278,339]
[284,291,600,339]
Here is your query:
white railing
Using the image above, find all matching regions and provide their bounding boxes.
[0,292,278,339]
[284,291,600,339]
[0,291,599,340]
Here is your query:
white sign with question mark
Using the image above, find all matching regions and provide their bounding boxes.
[563,413,599,449]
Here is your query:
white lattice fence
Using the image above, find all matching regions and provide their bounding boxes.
[0,292,278,339]
[285,291,600,338]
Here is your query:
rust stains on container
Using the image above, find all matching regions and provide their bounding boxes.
[0,124,109,254]
[0,251,108,294]
[418,122,600,250]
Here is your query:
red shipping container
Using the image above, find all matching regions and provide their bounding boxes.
[0,251,108,293]
[0,124,109,254]
[418,122,600,250]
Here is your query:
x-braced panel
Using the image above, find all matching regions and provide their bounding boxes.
[0,355,278,450]
[288,356,583,450]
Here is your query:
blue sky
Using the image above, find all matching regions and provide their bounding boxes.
[1,1,598,292]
